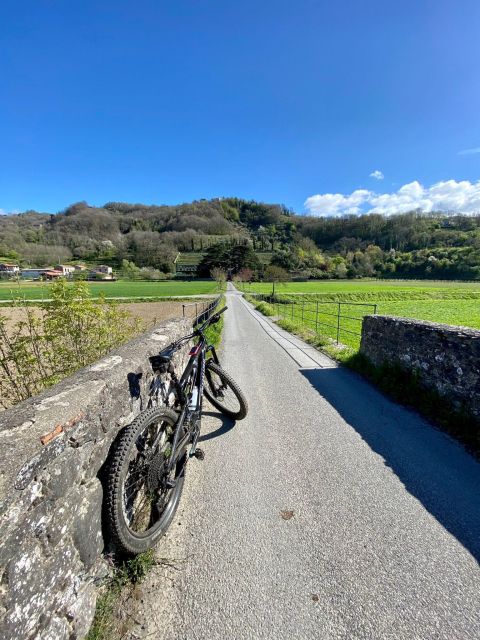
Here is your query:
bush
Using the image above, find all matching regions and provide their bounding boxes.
[0,279,139,409]
[246,296,275,316]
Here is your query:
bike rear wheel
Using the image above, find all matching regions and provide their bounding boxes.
[105,407,185,555]
[204,361,248,420]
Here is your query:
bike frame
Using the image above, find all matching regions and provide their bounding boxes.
[164,337,220,473]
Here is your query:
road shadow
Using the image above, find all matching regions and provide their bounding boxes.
[300,366,480,564]
[199,410,236,442]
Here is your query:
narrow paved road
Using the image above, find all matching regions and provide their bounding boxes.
[129,285,480,640]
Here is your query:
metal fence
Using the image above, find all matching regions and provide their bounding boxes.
[258,295,377,345]
[182,296,221,326]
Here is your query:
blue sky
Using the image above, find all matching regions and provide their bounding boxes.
[1,0,480,216]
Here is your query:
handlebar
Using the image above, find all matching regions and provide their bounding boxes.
[196,305,227,333]
[158,305,228,356]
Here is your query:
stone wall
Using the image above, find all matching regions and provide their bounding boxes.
[0,318,191,640]
[360,315,480,418]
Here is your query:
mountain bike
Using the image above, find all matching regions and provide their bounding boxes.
[105,305,248,555]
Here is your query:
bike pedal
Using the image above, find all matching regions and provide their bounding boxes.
[191,448,205,461]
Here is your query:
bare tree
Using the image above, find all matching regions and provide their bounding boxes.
[211,267,227,290]
[263,265,290,297]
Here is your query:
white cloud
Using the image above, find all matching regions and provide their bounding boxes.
[458,147,480,155]
[304,189,372,216]
[369,169,384,180]
[304,179,480,217]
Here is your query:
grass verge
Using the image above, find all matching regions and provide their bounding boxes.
[203,294,225,349]
[86,550,156,640]
[244,295,275,317]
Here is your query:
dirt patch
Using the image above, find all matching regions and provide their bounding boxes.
[118,301,188,329]
[0,301,206,337]
[0,306,46,335]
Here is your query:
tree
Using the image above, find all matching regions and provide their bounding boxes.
[198,243,260,277]
[263,265,290,296]
[211,267,227,290]
[197,244,230,276]
[237,268,253,282]
[120,259,141,280]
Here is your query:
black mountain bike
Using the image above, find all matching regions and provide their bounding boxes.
[105,306,248,555]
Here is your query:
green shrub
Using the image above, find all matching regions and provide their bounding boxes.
[0,279,139,409]
[255,301,275,316]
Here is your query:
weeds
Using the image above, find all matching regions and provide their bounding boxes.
[86,550,156,640]
[245,295,276,317]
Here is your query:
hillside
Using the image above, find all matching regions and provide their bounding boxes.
[1,198,480,280]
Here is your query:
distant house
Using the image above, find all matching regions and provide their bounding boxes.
[73,264,87,271]
[55,265,75,276]
[0,263,20,275]
[96,265,113,275]
[88,264,114,280]
[89,269,114,281]
[44,270,63,280]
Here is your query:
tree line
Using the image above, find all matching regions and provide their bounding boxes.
[1,198,480,280]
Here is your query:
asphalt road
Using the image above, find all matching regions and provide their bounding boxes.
[128,284,480,640]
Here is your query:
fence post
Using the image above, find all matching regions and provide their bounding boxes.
[336,302,341,344]
[315,301,319,333]
[195,303,198,319]
[302,300,304,323]
[182,304,186,317]
[373,304,377,315]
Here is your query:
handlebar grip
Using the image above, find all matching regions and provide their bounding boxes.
[216,306,228,315]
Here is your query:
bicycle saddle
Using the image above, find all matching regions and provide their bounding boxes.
[149,346,177,371]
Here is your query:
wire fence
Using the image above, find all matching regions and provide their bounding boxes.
[256,295,377,347]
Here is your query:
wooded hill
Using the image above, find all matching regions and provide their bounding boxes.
[1,198,480,280]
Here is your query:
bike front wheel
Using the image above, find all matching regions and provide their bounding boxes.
[204,361,248,420]
[105,407,185,555]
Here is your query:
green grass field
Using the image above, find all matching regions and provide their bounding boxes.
[241,279,480,295]
[241,279,480,348]
[0,279,218,301]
